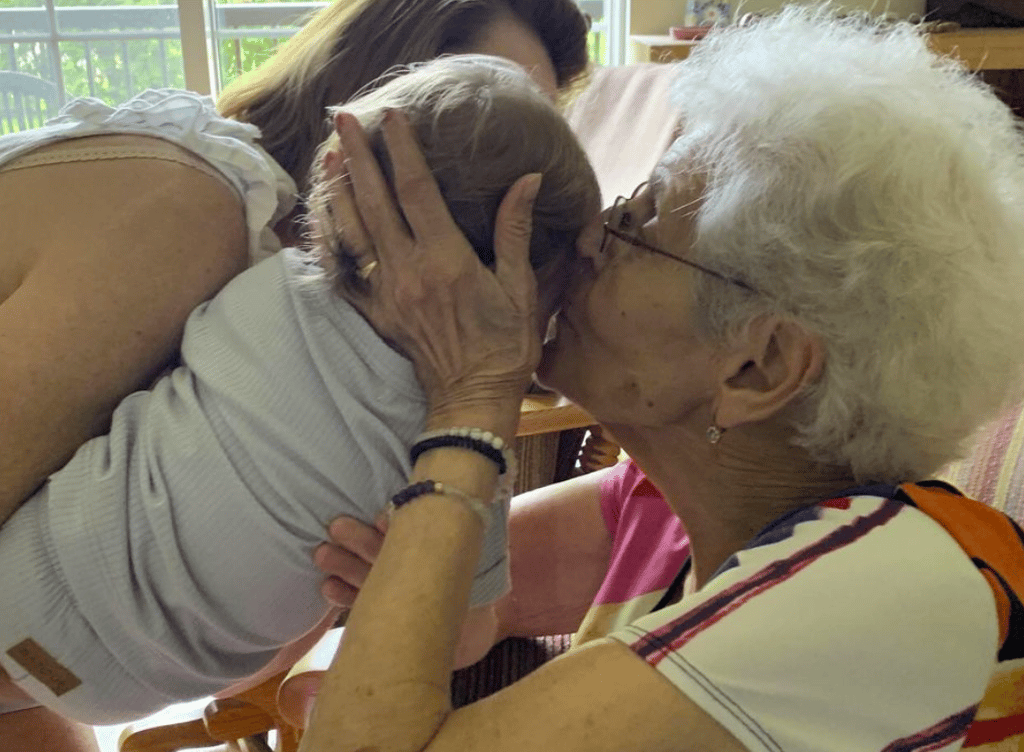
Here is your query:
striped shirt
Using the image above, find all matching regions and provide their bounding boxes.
[583,461,1024,751]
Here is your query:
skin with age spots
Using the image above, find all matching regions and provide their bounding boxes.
[537,163,719,430]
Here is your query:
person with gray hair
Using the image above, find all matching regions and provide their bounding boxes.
[0,0,591,747]
[0,55,599,727]
[305,8,1024,751]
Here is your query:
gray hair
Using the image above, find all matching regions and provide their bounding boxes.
[311,54,600,303]
[672,7,1024,482]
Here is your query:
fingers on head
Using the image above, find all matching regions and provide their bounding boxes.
[335,111,408,255]
[494,173,543,295]
[379,110,459,246]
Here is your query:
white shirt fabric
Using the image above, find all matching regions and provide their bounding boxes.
[609,493,998,752]
[0,122,511,720]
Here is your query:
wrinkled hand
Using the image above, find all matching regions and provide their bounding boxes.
[326,111,543,437]
[313,515,386,608]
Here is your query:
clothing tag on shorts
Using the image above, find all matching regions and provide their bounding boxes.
[6,639,81,697]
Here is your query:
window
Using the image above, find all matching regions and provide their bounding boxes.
[0,0,619,134]
[197,1,326,93]
[581,0,626,66]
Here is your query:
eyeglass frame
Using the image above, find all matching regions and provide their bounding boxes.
[600,186,760,295]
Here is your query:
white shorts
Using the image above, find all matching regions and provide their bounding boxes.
[0,488,179,725]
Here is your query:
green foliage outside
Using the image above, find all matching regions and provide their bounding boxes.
[219,35,284,85]
[588,29,607,67]
[0,1,295,133]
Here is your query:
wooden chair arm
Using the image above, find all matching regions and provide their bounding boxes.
[277,629,342,729]
[118,670,292,752]
[118,717,221,752]
[203,697,276,741]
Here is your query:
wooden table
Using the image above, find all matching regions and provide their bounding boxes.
[928,28,1024,71]
[630,34,699,63]
[632,28,1024,71]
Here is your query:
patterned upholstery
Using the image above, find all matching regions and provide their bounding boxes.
[938,401,1024,526]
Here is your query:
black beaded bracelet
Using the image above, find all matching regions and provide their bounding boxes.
[389,479,492,528]
[390,480,439,509]
[410,434,508,475]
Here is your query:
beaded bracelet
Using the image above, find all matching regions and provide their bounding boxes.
[388,479,493,529]
[410,427,512,475]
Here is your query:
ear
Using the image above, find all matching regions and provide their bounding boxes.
[714,315,824,430]
[321,147,341,176]
[316,113,348,177]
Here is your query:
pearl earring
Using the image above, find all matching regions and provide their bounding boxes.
[706,424,724,444]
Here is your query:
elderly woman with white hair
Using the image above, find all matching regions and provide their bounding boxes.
[305,8,1024,752]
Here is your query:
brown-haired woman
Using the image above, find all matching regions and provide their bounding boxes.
[0,0,589,748]
[219,0,591,207]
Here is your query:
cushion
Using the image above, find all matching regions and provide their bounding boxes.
[938,401,1024,526]
[565,63,682,205]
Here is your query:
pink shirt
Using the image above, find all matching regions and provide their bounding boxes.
[573,460,690,646]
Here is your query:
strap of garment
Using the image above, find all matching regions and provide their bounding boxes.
[1,133,237,198]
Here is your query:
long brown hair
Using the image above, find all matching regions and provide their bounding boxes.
[217,0,590,195]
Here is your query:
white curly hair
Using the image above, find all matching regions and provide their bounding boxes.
[672,6,1024,483]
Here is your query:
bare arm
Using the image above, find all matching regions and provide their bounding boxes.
[0,135,248,525]
[307,460,747,752]
[315,467,614,666]
[495,467,613,639]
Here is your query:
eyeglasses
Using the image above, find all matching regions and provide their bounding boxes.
[601,186,759,294]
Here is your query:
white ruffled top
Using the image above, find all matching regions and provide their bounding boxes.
[0,88,297,265]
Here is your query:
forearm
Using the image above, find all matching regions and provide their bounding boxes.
[494,472,614,641]
[303,109,542,752]
[302,446,504,752]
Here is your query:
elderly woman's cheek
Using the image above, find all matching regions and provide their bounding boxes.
[602,306,669,409]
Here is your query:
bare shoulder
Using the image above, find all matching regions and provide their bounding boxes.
[3,133,246,275]
[0,133,248,300]
[0,133,253,525]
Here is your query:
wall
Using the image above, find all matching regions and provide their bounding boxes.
[629,0,927,37]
